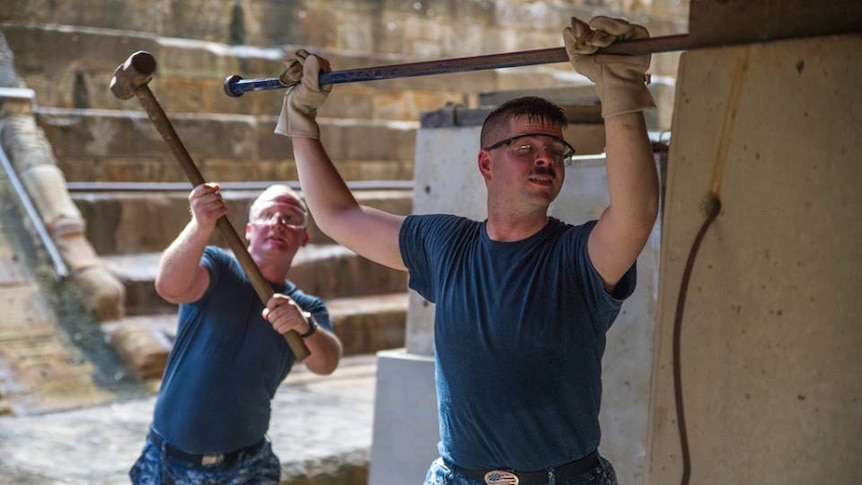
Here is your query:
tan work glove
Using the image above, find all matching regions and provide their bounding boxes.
[562,16,655,118]
[274,49,332,138]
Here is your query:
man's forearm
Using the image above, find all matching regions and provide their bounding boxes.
[301,327,343,375]
[586,111,659,286]
[292,137,361,237]
[603,112,659,229]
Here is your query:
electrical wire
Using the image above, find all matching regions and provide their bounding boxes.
[672,194,722,485]
[671,46,747,485]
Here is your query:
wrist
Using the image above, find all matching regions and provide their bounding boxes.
[300,312,318,339]
[599,81,654,118]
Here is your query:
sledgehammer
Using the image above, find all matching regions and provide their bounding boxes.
[110,50,310,361]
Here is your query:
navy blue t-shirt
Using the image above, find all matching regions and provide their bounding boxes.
[152,246,331,454]
[399,215,635,470]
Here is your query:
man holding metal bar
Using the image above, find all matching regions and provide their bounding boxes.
[276,15,658,485]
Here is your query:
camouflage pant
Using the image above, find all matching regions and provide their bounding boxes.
[129,435,281,485]
[422,455,618,485]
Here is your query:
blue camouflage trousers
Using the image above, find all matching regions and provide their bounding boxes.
[129,435,281,485]
[422,456,618,485]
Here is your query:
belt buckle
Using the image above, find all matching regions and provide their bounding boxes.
[484,470,519,485]
[201,454,224,466]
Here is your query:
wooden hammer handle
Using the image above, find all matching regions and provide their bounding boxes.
[130,75,310,360]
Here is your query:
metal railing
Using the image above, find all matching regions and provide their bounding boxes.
[0,145,70,280]
[65,179,415,192]
[0,86,69,280]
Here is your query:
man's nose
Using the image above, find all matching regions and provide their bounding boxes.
[533,145,557,164]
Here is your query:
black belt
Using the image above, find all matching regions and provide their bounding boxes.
[148,430,265,467]
[446,451,600,485]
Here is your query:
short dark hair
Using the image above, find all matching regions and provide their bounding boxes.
[480,96,568,147]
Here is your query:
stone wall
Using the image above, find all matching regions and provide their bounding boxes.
[0,0,689,117]
[0,1,690,186]
[0,1,689,52]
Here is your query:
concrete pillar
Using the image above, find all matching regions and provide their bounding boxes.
[647,33,862,485]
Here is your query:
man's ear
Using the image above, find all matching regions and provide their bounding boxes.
[478,149,492,181]
[245,222,253,242]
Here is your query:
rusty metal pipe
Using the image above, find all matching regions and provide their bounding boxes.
[224,34,689,97]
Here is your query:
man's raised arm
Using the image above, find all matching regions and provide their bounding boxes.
[275,51,406,271]
[563,16,660,290]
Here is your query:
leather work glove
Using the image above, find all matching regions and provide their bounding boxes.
[274,49,332,138]
[562,16,655,118]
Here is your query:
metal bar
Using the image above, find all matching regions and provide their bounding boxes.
[224,34,690,97]
[0,147,70,280]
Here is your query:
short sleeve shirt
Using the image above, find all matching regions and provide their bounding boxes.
[153,246,332,454]
[399,215,635,470]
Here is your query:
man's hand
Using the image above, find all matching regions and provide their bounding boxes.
[262,293,312,337]
[274,49,333,138]
[562,16,655,118]
[189,182,227,231]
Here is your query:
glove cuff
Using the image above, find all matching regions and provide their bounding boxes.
[593,61,656,118]
[274,93,322,139]
[599,80,655,118]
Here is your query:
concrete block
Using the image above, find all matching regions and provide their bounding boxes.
[368,349,438,485]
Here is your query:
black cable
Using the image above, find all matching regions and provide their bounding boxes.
[672,194,722,485]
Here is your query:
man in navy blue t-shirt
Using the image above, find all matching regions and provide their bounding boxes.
[277,15,658,485]
[130,184,343,484]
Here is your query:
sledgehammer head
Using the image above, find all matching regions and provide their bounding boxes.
[110,51,157,100]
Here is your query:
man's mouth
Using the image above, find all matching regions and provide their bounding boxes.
[528,169,555,184]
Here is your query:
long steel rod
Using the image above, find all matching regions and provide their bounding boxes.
[0,146,70,280]
[224,34,689,97]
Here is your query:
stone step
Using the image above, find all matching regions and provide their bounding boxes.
[0,15,567,118]
[0,21,495,120]
[36,107,419,184]
[102,293,407,380]
[102,245,408,316]
[72,186,414,254]
[0,1,576,61]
